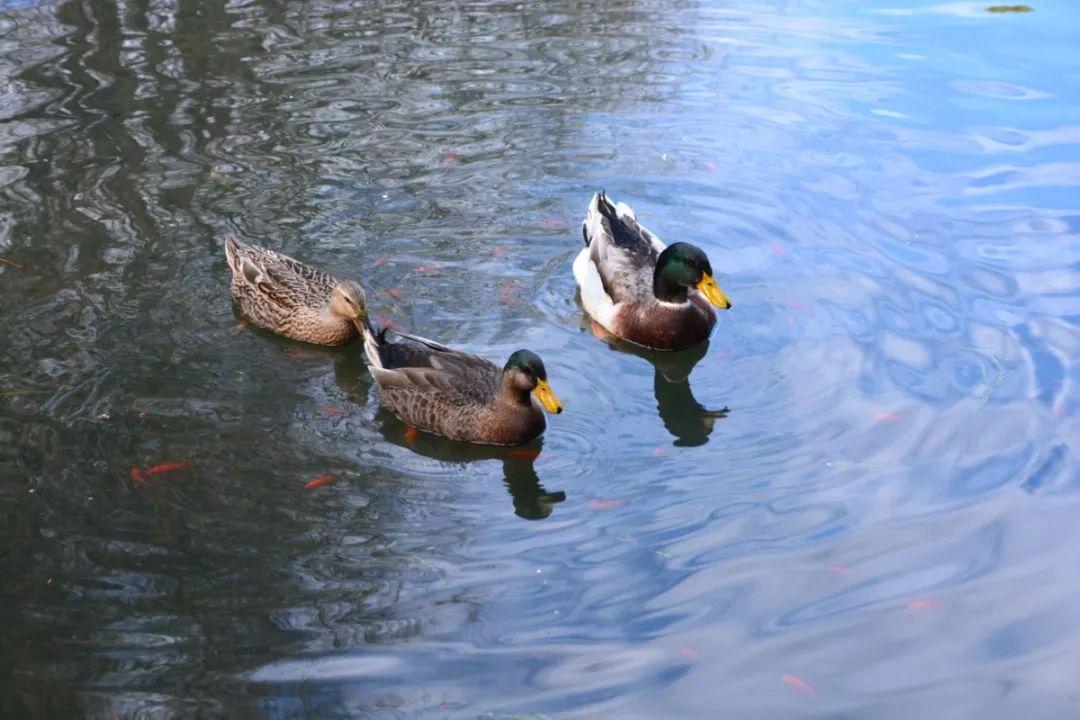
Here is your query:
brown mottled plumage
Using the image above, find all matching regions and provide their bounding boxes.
[363,323,563,446]
[225,237,367,346]
[573,192,732,351]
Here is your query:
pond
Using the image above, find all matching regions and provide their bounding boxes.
[1,0,1077,717]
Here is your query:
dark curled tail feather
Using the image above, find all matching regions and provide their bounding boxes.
[362,317,390,367]
[596,190,617,219]
[583,190,614,247]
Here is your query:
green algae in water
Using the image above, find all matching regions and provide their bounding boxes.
[986,5,1033,12]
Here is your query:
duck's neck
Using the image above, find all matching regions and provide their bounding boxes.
[653,266,690,304]
[500,373,533,408]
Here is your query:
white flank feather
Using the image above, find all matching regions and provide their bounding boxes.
[573,246,618,332]
[363,328,383,370]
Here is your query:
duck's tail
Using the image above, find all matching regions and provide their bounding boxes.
[361,313,379,338]
[224,236,243,270]
[224,236,263,274]
[583,191,616,247]
[594,191,618,221]
[362,317,386,370]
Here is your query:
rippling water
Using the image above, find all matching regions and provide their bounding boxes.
[1,0,1078,717]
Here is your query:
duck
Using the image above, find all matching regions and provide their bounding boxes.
[225,237,367,346]
[363,321,563,446]
[573,192,732,351]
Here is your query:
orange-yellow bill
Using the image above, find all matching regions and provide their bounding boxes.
[696,273,731,309]
[533,379,563,414]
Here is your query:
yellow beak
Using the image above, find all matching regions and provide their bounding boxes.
[533,379,563,414]
[696,273,732,309]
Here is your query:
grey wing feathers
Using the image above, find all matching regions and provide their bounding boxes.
[591,191,662,261]
[365,327,501,406]
[585,193,663,303]
[382,328,458,356]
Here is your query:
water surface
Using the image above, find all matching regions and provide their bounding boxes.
[1,0,1078,717]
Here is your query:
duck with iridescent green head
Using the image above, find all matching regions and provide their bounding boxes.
[574,192,732,350]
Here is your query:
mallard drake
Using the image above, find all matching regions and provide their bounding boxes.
[225,237,367,346]
[573,192,731,351]
[363,322,563,446]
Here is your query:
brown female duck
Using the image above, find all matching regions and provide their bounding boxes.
[363,322,563,445]
[573,192,732,350]
[225,237,367,346]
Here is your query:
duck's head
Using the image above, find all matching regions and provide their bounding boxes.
[329,280,368,332]
[654,242,732,309]
[503,349,563,414]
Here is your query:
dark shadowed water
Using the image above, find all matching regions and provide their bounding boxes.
[1,0,1078,717]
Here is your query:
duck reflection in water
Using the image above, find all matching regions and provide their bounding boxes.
[333,352,565,519]
[384,417,566,520]
[588,320,729,447]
